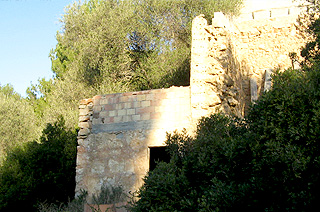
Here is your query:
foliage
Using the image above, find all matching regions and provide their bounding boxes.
[301,17,320,68]
[0,84,41,163]
[37,190,88,212]
[50,0,242,91]
[92,184,126,205]
[0,117,77,211]
[26,0,242,129]
[130,114,254,211]
[37,185,126,212]
[246,67,320,211]
[297,0,320,69]
[131,65,320,211]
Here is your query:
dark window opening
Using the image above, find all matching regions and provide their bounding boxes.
[149,146,170,171]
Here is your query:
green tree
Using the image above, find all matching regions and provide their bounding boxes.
[50,0,242,91]
[0,117,77,211]
[29,0,242,129]
[0,84,41,163]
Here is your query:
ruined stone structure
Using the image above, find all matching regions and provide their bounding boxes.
[76,1,309,199]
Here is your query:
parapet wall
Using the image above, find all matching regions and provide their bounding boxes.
[191,4,307,117]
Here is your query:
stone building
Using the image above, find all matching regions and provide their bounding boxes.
[75,1,309,198]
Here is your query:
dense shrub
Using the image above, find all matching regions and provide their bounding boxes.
[246,68,320,211]
[130,114,256,211]
[130,66,320,211]
[0,117,77,211]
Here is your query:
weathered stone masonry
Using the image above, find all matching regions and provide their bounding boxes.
[76,2,308,198]
[76,87,191,197]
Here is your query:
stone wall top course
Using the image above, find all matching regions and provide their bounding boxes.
[90,86,191,130]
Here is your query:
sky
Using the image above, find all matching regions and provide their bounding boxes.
[0,0,75,97]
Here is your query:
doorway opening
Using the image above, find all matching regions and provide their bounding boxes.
[149,146,170,171]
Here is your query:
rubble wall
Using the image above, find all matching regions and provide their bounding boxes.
[191,5,307,118]
[75,87,191,197]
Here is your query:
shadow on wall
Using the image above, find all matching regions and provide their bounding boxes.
[223,41,251,116]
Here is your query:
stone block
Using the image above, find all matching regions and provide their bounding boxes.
[109,110,116,117]
[93,98,100,106]
[137,95,146,101]
[250,78,258,102]
[141,100,151,107]
[271,8,290,18]
[79,107,89,116]
[104,104,114,111]
[109,97,120,104]
[78,139,84,145]
[114,116,123,123]
[264,69,272,92]
[108,117,114,124]
[100,111,109,118]
[79,115,90,122]
[124,102,132,109]
[79,104,86,109]
[118,109,127,116]
[141,113,150,120]
[100,98,109,105]
[253,10,270,20]
[77,146,86,154]
[79,121,92,129]
[132,114,141,121]
[137,106,154,114]
[127,108,135,115]
[78,128,90,137]
[123,115,132,122]
[146,94,155,100]
[115,103,123,110]
[133,101,141,108]
[119,96,128,102]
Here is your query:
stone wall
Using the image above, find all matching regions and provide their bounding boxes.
[76,87,191,198]
[191,4,307,117]
[76,2,309,199]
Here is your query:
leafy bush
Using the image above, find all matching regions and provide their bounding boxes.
[37,190,87,212]
[130,66,320,211]
[0,117,77,211]
[246,68,320,211]
[130,114,255,211]
[0,84,41,163]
